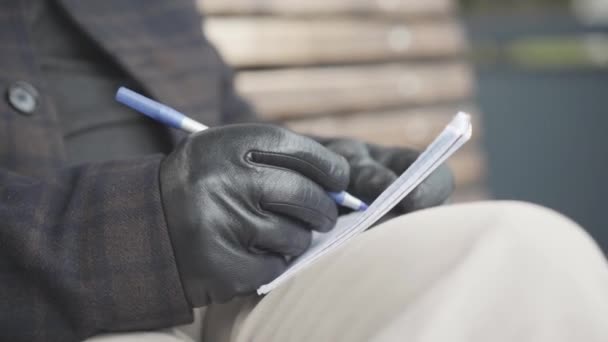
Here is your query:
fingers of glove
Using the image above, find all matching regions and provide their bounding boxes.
[349,157,398,204]
[259,170,338,232]
[367,144,420,174]
[209,251,287,302]
[250,216,312,257]
[243,254,286,295]
[399,163,454,212]
[248,128,350,192]
[364,144,454,212]
[321,139,398,202]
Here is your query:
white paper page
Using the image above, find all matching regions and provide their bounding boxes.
[258,112,472,294]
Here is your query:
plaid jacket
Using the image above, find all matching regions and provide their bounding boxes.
[0,1,256,340]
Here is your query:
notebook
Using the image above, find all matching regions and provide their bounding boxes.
[258,112,473,295]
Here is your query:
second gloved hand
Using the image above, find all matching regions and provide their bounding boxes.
[317,138,454,214]
[160,124,349,307]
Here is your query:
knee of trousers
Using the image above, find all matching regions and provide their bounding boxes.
[464,201,599,258]
[366,201,604,269]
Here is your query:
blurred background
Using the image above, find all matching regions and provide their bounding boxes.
[464,0,608,255]
[197,0,608,254]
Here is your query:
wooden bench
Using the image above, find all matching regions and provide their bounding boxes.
[199,0,486,202]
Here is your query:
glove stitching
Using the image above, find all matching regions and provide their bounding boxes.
[246,150,344,190]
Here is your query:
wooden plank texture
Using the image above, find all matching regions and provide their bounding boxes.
[238,63,474,119]
[202,0,486,192]
[286,108,485,188]
[199,0,454,17]
[447,147,486,188]
[451,186,490,203]
[285,107,481,148]
[205,18,467,67]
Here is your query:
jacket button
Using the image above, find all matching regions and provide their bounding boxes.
[6,81,39,115]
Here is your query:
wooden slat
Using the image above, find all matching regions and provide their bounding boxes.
[205,18,467,67]
[238,63,474,119]
[199,0,454,17]
[451,186,490,203]
[286,108,485,188]
[285,107,481,148]
[447,147,486,188]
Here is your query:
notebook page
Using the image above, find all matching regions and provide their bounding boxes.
[258,112,472,294]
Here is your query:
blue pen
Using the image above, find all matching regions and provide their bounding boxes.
[116,87,368,212]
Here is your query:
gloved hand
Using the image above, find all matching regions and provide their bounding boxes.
[160,124,349,307]
[316,138,454,214]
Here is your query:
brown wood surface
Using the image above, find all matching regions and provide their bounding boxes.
[198,0,454,17]
[284,107,481,148]
[205,18,467,67]
[286,109,486,189]
[202,0,487,200]
[447,146,486,188]
[238,63,474,119]
[450,186,489,203]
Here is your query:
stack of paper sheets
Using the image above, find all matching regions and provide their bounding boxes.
[258,112,473,295]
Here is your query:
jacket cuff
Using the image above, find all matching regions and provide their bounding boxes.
[95,155,193,332]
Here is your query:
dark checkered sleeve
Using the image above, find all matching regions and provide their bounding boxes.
[0,155,193,341]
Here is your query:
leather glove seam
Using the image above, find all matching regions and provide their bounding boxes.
[245,150,345,190]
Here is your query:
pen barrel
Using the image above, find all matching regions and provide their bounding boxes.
[116,87,184,130]
[115,87,362,211]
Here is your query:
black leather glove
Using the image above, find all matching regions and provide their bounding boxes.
[317,138,454,214]
[160,124,349,307]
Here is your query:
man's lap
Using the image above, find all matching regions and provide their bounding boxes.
[87,201,608,342]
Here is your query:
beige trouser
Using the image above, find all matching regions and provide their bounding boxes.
[87,201,608,342]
